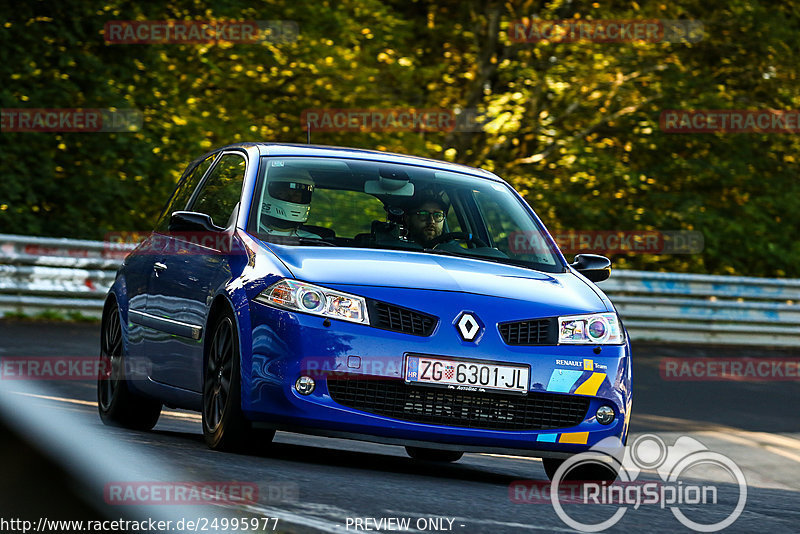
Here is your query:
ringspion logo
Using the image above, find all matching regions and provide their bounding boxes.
[546,435,747,532]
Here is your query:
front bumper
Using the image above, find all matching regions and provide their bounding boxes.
[241,289,632,456]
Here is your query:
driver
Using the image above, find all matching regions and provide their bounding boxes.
[259,169,319,238]
[404,193,447,247]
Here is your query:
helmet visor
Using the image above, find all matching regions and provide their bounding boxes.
[268,181,313,204]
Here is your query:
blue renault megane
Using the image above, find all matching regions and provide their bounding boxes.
[97,143,632,480]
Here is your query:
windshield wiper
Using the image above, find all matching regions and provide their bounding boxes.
[422,247,497,261]
[297,237,337,247]
[423,248,561,273]
[260,234,338,247]
[366,243,424,253]
[421,247,526,267]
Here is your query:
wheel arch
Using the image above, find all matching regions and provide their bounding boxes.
[101,289,128,359]
[102,291,118,323]
[204,295,238,368]
[203,291,252,397]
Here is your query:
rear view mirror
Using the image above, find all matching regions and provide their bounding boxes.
[365,169,415,197]
[570,254,611,282]
[168,211,223,233]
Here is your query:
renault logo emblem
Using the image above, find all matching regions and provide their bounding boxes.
[456,312,481,341]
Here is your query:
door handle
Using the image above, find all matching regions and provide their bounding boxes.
[154,262,168,271]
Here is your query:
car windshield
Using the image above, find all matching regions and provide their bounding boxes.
[247,156,564,273]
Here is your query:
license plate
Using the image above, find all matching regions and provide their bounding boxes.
[405,355,529,394]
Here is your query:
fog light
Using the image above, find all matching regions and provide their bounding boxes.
[295,376,316,395]
[596,405,615,425]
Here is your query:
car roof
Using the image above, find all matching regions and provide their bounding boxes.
[216,142,504,183]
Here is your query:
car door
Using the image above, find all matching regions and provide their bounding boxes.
[122,234,164,367]
[126,153,216,371]
[145,151,248,392]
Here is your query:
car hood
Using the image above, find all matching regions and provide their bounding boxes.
[262,244,608,311]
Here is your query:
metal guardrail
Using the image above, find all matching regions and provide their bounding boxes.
[0,234,134,318]
[605,271,800,347]
[1,233,798,346]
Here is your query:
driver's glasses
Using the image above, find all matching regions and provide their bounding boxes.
[413,210,445,222]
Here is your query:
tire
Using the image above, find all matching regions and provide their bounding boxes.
[405,446,464,463]
[202,309,275,452]
[542,457,619,482]
[97,300,162,430]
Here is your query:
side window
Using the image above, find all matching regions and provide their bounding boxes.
[444,204,463,234]
[471,189,557,266]
[473,190,515,253]
[155,154,215,232]
[190,153,247,228]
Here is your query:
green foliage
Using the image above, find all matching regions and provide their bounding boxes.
[1,0,798,276]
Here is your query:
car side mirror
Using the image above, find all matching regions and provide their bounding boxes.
[570,253,611,282]
[168,211,222,233]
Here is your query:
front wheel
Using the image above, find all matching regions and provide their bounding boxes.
[405,446,463,463]
[97,300,162,430]
[202,310,274,452]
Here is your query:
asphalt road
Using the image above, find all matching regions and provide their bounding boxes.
[1,320,798,533]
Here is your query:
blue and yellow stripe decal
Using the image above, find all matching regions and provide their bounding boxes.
[536,368,609,444]
[546,369,607,396]
[546,370,584,392]
[536,432,590,444]
[574,372,605,396]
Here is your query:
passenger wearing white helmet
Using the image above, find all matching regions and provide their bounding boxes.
[259,168,320,238]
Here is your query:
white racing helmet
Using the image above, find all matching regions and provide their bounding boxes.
[261,169,314,225]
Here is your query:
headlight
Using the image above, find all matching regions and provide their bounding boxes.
[558,312,624,344]
[255,279,369,324]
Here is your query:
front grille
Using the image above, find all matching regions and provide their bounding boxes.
[499,318,556,345]
[327,377,589,431]
[367,300,437,337]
